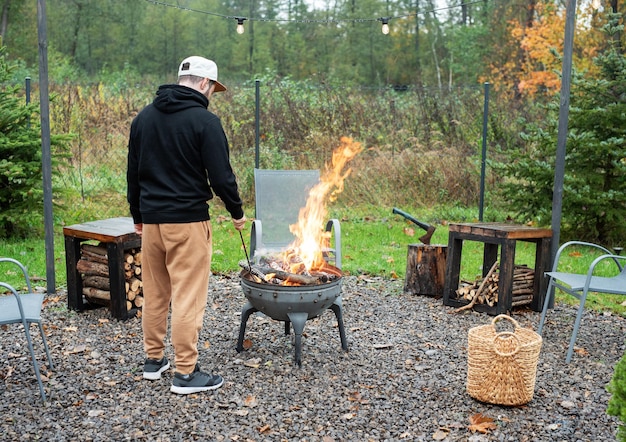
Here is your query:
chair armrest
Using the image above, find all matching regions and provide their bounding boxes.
[325,219,341,269]
[250,220,263,260]
[586,254,626,280]
[0,257,33,293]
[552,241,615,272]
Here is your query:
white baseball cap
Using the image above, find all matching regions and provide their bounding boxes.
[177,56,227,92]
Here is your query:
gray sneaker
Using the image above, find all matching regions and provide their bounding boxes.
[143,357,170,380]
[170,365,224,394]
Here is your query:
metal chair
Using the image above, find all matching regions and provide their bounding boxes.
[250,169,341,268]
[537,241,626,363]
[1,258,54,401]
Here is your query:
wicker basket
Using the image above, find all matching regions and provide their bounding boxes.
[467,314,542,406]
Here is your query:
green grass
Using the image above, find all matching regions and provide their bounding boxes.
[1,205,625,316]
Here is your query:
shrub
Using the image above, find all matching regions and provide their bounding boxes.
[0,45,70,237]
[608,351,626,441]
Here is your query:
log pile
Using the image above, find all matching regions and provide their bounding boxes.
[453,262,534,312]
[76,243,143,312]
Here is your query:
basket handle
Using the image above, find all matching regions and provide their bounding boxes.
[491,314,520,330]
[493,331,521,357]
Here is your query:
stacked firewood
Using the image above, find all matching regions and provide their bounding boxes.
[455,262,534,310]
[76,243,144,312]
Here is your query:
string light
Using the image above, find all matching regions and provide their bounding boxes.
[379,17,390,35]
[144,0,490,29]
[236,17,247,34]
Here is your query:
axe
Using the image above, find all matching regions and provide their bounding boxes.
[392,207,436,245]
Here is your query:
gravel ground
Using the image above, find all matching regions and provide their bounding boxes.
[1,274,623,441]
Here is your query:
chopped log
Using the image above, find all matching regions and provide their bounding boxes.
[77,259,109,278]
[82,244,108,257]
[133,252,142,266]
[80,250,108,265]
[124,253,134,264]
[128,277,141,292]
[82,287,111,307]
[403,244,448,297]
[127,289,138,302]
[127,301,133,311]
[257,266,325,285]
[83,275,110,291]
[134,295,144,308]
[452,261,499,313]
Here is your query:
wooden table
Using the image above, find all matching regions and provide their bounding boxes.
[64,217,141,320]
[443,222,552,315]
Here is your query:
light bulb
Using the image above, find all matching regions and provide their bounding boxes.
[236,18,246,34]
[379,18,390,35]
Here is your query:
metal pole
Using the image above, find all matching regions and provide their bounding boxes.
[25,77,31,128]
[37,0,56,294]
[479,82,490,221]
[255,79,260,169]
[549,0,577,307]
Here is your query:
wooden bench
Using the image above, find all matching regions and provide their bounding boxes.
[64,217,141,320]
[443,222,552,315]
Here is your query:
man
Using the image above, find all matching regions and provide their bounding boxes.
[127,56,245,394]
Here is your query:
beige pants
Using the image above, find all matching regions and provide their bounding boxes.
[141,221,212,375]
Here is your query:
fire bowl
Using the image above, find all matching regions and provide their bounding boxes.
[236,274,348,366]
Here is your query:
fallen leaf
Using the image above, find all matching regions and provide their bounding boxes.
[404,227,415,237]
[242,339,253,350]
[244,395,258,407]
[231,409,248,416]
[203,342,210,349]
[98,318,109,324]
[244,358,261,368]
[468,413,497,434]
[574,347,589,356]
[341,413,355,420]
[432,427,450,440]
[258,424,271,434]
[64,326,78,332]
[373,343,393,349]
[63,345,87,355]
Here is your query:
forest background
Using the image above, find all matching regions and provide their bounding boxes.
[1,0,625,275]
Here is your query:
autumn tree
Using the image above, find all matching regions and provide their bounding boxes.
[494,12,626,245]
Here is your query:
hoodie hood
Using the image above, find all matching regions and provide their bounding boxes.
[152,84,209,114]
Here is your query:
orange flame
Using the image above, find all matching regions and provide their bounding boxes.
[285,137,364,272]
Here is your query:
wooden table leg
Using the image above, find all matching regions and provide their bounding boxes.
[443,233,463,305]
[107,242,128,320]
[496,239,516,314]
[65,235,85,311]
[531,237,552,311]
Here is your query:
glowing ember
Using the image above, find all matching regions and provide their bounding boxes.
[283,137,364,272]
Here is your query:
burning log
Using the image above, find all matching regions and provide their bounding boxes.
[238,260,334,285]
[77,243,144,311]
[451,263,535,313]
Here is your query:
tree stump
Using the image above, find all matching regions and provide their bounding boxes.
[404,244,448,297]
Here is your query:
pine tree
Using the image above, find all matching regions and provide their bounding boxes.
[495,12,626,245]
[0,45,67,237]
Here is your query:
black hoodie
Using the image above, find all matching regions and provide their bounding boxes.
[127,84,244,224]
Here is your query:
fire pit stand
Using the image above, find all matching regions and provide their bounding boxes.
[236,275,348,366]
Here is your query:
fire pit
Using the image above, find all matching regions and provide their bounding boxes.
[236,269,347,366]
[235,138,362,366]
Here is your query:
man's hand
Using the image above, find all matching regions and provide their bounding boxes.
[232,216,246,231]
[134,223,143,236]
